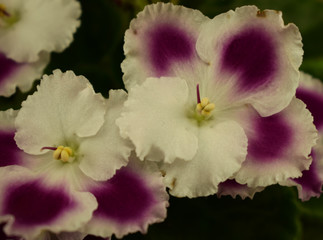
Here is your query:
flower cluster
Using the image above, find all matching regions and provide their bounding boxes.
[0,1,323,240]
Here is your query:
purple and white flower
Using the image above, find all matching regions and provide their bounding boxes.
[117,3,317,198]
[281,72,323,201]
[0,70,169,239]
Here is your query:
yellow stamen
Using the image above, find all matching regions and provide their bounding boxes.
[53,146,73,163]
[195,97,215,118]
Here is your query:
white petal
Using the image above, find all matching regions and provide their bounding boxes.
[15,70,106,155]
[122,2,209,90]
[0,166,97,240]
[217,179,264,199]
[234,98,317,187]
[79,90,132,181]
[161,120,247,198]
[82,155,169,239]
[117,77,198,163]
[0,0,81,62]
[196,5,303,117]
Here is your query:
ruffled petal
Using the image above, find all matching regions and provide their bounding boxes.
[79,90,132,181]
[15,70,106,155]
[0,0,81,62]
[117,77,198,163]
[284,147,323,201]
[196,6,303,117]
[161,120,247,198]
[121,2,209,90]
[234,98,317,187]
[82,155,169,239]
[217,179,264,199]
[279,72,323,201]
[0,52,49,97]
[0,166,97,240]
[296,72,323,131]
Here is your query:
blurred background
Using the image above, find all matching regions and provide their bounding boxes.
[2,0,323,239]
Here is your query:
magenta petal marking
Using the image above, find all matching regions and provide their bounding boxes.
[148,24,194,76]
[296,88,323,130]
[0,53,21,84]
[3,180,76,226]
[247,113,292,162]
[91,168,156,223]
[293,150,322,196]
[0,131,22,167]
[221,28,277,91]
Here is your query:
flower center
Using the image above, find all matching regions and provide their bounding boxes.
[194,84,215,120]
[41,146,75,163]
[0,4,19,27]
[196,97,215,118]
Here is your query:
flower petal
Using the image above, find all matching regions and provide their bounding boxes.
[0,0,81,62]
[0,109,35,168]
[0,166,97,240]
[82,155,169,239]
[287,147,323,201]
[196,6,303,116]
[121,2,209,90]
[217,179,264,199]
[79,90,132,181]
[117,77,198,163]
[0,52,49,97]
[15,70,106,155]
[161,120,247,198]
[296,72,323,131]
[234,98,317,187]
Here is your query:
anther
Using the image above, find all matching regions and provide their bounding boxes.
[41,145,74,163]
[195,84,215,119]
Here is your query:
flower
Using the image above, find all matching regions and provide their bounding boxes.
[117,3,316,198]
[280,72,323,201]
[0,70,168,239]
[0,0,81,62]
[0,0,81,97]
